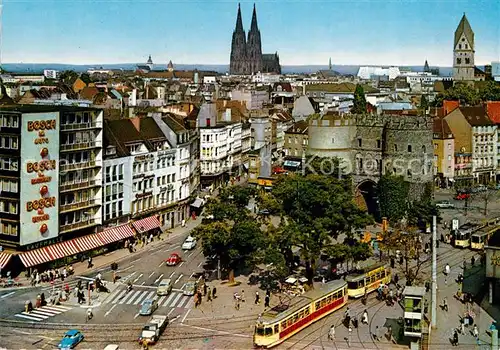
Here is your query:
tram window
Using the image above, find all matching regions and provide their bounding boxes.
[256,327,265,336]
[274,324,279,334]
[265,327,273,336]
[281,321,286,330]
[304,308,310,316]
[293,314,299,323]
[347,281,360,289]
[315,301,321,309]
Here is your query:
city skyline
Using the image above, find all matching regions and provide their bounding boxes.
[2,0,499,66]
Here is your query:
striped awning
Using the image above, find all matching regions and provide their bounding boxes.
[73,234,104,252]
[0,252,12,269]
[97,224,134,245]
[132,216,161,234]
[19,247,54,268]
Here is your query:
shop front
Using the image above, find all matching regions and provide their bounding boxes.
[18,224,135,271]
[132,215,161,237]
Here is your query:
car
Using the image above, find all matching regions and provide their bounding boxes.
[58,329,84,349]
[183,280,198,296]
[435,200,455,209]
[157,279,173,296]
[182,236,197,250]
[140,299,158,316]
[258,209,270,215]
[455,191,471,200]
[165,253,182,266]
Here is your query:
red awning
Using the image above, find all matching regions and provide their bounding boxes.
[73,234,104,252]
[0,252,12,269]
[97,224,134,245]
[19,248,53,268]
[132,216,161,234]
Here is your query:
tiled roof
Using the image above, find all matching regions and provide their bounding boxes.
[272,82,292,92]
[459,106,493,126]
[433,116,454,139]
[285,120,308,134]
[80,87,99,100]
[162,114,187,133]
[486,101,500,124]
[305,82,379,94]
[454,14,474,48]
[443,100,459,115]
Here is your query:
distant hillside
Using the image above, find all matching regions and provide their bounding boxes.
[0,63,454,77]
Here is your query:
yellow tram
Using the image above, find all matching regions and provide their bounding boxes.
[471,225,500,250]
[345,263,391,298]
[452,223,480,248]
[254,280,348,348]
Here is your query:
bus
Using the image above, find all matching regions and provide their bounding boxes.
[452,223,481,248]
[345,263,391,298]
[471,225,500,250]
[254,280,347,348]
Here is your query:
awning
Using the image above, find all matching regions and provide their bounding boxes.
[20,247,56,268]
[45,241,80,260]
[73,234,104,252]
[98,224,135,245]
[132,216,161,234]
[0,252,12,269]
[191,198,204,208]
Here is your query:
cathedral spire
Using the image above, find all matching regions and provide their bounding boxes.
[235,3,244,32]
[250,3,259,32]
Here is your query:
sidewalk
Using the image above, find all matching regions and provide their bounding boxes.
[58,279,121,309]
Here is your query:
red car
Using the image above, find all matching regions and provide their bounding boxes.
[165,253,182,266]
[455,191,471,200]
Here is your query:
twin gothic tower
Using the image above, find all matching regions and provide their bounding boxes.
[229,4,281,75]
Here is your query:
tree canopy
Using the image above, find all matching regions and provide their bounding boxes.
[378,174,409,223]
[432,81,500,107]
[352,84,367,114]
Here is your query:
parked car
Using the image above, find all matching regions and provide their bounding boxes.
[471,185,487,193]
[435,200,455,209]
[165,253,182,266]
[140,299,158,316]
[183,280,197,296]
[455,190,471,200]
[58,330,84,349]
[182,236,197,250]
[156,279,173,296]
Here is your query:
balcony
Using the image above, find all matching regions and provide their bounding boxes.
[60,219,97,233]
[59,179,100,192]
[60,141,101,152]
[60,161,99,172]
[60,122,100,131]
[60,199,98,213]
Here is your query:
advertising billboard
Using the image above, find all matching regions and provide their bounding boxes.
[20,112,60,246]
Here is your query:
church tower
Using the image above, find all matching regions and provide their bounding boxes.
[230,3,248,75]
[246,4,263,74]
[453,13,475,83]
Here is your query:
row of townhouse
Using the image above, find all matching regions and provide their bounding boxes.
[0,102,200,273]
[431,101,500,188]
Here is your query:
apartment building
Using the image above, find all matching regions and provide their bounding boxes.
[0,105,103,250]
[284,120,309,157]
[445,106,498,184]
[433,117,455,188]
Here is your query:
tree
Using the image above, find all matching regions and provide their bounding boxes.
[269,174,373,283]
[59,70,79,85]
[476,185,500,215]
[381,228,427,286]
[80,73,92,84]
[377,175,409,224]
[351,84,367,114]
[192,219,264,283]
[219,185,256,209]
[407,183,441,229]
[419,95,429,111]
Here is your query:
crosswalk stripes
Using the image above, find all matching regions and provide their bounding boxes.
[14,305,72,322]
[103,286,193,309]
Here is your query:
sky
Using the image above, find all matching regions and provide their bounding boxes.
[2,0,499,66]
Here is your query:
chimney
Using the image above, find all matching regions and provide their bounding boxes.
[131,117,141,131]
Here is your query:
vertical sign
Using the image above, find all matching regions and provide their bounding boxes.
[20,112,60,246]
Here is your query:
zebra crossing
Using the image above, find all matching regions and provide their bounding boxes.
[104,287,193,309]
[14,305,72,322]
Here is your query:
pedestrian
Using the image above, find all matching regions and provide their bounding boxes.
[197,291,202,305]
[347,325,352,346]
[264,294,270,308]
[463,259,467,270]
[212,287,217,299]
[373,326,380,341]
[328,324,335,340]
[87,256,93,269]
[241,290,246,302]
[452,329,459,346]
[344,307,351,326]
[444,263,450,276]
[149,233,153,243]
[471,256,475,266]
[235,298,240,310]
[207,287,212,302]
[443,297,448,312]
[203,283,207,296]
[255,291,260,304]
[473,325,479,339]
[362,310,368,324]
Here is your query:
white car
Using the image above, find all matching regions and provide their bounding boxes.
[182,236,197,250]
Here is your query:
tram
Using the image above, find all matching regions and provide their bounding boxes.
[452,222,480,248]
[471,225,500,250]
[254,280,348,348]
[345,263,391,298]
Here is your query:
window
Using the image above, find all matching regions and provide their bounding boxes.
[457,58,462,64]
[377,139,381,148]
[331,137,335,144]
[421,145,426,153]
[0,136,18,150]
[465,58,470,64]
[0,157,18,171]
[407,169,412,177]
[407,145,412,153]
[393,144,398,152]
